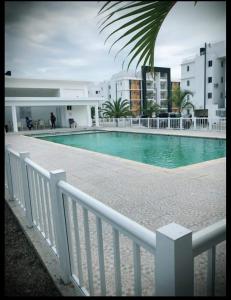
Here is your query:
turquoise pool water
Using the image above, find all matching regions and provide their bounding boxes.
[37,132,226,168]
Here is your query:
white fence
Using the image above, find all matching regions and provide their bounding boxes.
[99,117,226,132]
[5,145,226,296]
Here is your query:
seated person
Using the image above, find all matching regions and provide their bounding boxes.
[25,116,33,130]
[68,118,77,128]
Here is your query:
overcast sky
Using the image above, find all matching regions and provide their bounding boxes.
[5,1,226,82]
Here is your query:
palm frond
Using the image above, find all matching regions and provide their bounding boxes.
[98,1,177,70]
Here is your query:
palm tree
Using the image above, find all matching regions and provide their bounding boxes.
[102,98,132,126]
[172,85,194,113]
[98,1,196,71]
[142,100,160,117]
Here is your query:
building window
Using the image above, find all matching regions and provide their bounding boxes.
[208,92,212,99]
[108,85,111,89]
[221,77,223,83]
[208,60,212,67]
[220,92,223,98]
[187,80,190,86]
[160,72,167,79]
[208,77,212,83]
[96,91,99,94]
[67,106,72,110]
[221,61,224,67]
[187,95,190,101]
[109,94,111,99]
[187,66,190,71]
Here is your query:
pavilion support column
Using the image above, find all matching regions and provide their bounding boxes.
[11,105,18,133]
[87,105,92,127]
[95,104,99,127]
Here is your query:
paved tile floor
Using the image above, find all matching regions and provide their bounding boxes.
[5,128,226,296]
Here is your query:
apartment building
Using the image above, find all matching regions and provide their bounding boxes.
[181,41,226,118]
[97,67,171,117]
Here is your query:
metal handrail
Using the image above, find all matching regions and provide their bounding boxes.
[192,219,226,257]
[58,180,157,254]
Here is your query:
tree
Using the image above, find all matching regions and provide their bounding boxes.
[102,98,132,126]
[172,86,194,113]
[98,1,196,71]
[142,100,160,117]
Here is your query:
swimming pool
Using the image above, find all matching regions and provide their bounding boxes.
[37,131,226,168]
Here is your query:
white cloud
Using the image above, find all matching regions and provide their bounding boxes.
[5,1,226,81]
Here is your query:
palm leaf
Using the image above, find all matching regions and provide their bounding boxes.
[98,1,177,70]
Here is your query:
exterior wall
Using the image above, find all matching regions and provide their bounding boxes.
[61,88,85,98]
[180,41,226,117]
[71,106,89,126]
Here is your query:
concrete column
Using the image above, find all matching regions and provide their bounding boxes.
[87,105,92,127]
[11,105,18,132]
[95,105,99,127]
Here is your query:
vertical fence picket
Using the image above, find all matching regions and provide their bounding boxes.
[31,168,39,226]
[133,242,142,296]
[96,216,106,296]
[83,207,94,295]
[43,178,54,246]
[27,165,37,225]
[207,246,216,296]
[113,228,122,296]
[20,152,33,227]
[33,171,42,231]
[36,173,44,233]
[72,200,84,287]
[39,176,49,237]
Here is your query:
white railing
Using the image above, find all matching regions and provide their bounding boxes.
[192,219,226,296]
[24,157,57,254]
[57,180,156,296]
[99,117,226,132]
[4,145,226,296]
[7,147,26,211]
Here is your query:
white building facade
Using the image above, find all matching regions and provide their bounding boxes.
[5,77,104,132]
[181,41,226,118]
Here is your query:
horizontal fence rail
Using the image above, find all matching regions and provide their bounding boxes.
[192,220,226,296]
[4,145,226,296]
[99,117,226,132]
[57,180,157,295]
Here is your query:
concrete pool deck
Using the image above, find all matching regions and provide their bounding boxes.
[5,128,226,295]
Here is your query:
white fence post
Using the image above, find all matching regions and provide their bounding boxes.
[50,170,71,284]
[209,118,212,130]
[180,117,183,130]
[157,117,159,129]
[20,152,33,228]
[193,117,197,130]
[5,145,14,201]
[155,223,194,296]
[130,118,132,127]
[168,117,170,129]
[148,118,150,129]
[139,118,141,127]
